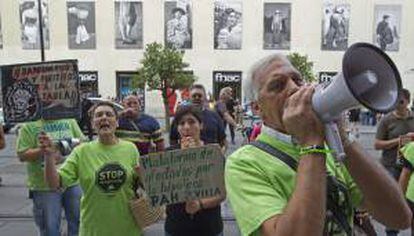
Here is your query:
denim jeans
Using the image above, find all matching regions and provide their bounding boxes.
[31,185,82,236]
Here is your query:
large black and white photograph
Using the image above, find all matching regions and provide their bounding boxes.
[115,1,143,49]
[373,5,401,52]
[321,2,350,51]
[164,0,192,49]
[67,1,96,49]
[263,3,291,50]
[19,0,50,50]
[214,0,242,50]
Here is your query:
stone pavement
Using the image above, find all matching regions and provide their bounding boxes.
[0,124,410,235]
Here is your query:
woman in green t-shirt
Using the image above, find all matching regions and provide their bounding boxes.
[41,101,142,236]
[399,142,414,232]
[165,105,226,236]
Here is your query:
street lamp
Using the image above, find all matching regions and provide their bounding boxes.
[37,0,45,62]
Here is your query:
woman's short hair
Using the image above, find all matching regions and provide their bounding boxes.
[88,101,118,119]
[173,105,203,126]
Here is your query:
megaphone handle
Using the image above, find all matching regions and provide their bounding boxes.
[325,122,346,163]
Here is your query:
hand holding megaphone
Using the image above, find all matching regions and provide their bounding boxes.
[311,43,402,163]
[283,85,326,146]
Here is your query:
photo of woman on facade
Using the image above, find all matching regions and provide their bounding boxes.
[263,3,290,50]
[164,0,192,49]
[115,1,143,49]
[321,2,350,51]
[19,0,50,50]
[67,1,96,49]
[214,0,242,50]
[374,5,401,52]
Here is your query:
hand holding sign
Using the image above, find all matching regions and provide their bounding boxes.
[185,200,201,215]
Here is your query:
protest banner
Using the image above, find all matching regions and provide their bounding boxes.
[139,144,225,207]
[0,60,80,123]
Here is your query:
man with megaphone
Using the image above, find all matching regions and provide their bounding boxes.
[225,44,411,236]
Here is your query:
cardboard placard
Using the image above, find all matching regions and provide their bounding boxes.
[139,144,225,207]
[1,60,80,123]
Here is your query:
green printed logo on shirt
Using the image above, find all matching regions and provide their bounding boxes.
[96,163,127,193]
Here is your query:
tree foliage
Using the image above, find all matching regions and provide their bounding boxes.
[133,42,196,131]
[287,52,316,82]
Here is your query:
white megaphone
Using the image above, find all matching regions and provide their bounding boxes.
[312,42,402,163]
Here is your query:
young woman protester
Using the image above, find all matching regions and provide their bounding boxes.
[42,101,142,236]
[165,105,226,236]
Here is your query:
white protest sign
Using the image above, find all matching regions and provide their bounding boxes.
[139,144,225,207]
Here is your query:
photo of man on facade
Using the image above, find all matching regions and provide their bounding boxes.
[115,1,143,49]
[263,3,290,50]
[67,1,96,49]
[321,2,350,51]
[164,0,192,49]
[19,0,50,50]
[214,0,242,50]
[374,5,401,52]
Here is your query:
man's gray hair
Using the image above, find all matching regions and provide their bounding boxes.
[245,54,298,103]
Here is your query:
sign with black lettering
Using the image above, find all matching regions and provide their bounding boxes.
[1,60,80,123]
[318,71,338,84]
[79,71,99,97]
[139,144,225,207]
[213,71,242,102]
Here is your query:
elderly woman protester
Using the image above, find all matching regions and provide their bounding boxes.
[165,105,226,236]
[42,101,142,236]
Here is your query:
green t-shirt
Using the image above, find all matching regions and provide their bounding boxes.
[59,139,142,236]
[401,142,414,201]
[225,132,363,236]
[16,119,85,190]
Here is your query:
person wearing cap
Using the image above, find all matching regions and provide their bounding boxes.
[68,4,91,45]
[21,1,41,48]
[166,7,190,49]
[376,14,394,50]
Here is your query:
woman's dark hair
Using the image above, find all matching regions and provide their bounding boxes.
[173,105,203,126]
[88,101,118,119]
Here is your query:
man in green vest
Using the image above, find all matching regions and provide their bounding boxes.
[225,54,411,236]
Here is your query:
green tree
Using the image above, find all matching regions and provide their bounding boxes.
[287,52,316,82]
[133,42,196,132]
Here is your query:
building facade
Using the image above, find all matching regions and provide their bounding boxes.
[1,0,413,116]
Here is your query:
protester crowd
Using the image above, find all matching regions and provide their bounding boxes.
[2,54,414,236]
